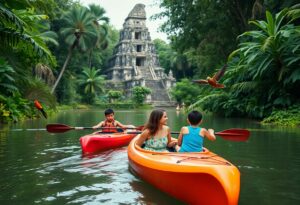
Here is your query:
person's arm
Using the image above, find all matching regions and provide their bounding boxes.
[135,129,150,147]
[166,126,177,147]
[200,128,216,141]
[177,126,188,146]
[115,121,127,129]
[93,121,104,129]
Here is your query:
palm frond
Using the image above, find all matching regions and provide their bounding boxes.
[38,31,59,46]
[265,11,275,36]
[261,36,274,51]
[249,20,268,34]
[287,8,300,22]
[231,81,258,93]
[188,93,224,111]
[0,3,24,30]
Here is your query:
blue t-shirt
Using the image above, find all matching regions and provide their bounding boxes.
[179,126,204,152]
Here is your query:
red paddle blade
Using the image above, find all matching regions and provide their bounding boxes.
[216,128,250,141]
[46,124,72,133]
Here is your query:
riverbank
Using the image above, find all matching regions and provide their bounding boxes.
[57,103,153,111]
[1,102,299,127]
[261,106,300,127]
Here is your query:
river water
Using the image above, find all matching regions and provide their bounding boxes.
[0,109,299,204]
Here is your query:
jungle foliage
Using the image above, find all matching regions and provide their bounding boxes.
[1,0,299,126]
[187,7,300,122]
[0,0,118,122]
[132,86,151,105]
[0,0,59,122]
[159,1,300,125]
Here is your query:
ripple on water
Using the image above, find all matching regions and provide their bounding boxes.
[37,147,145,204]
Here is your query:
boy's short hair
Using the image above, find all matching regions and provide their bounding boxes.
[104,108,114,116]
[188,111,202,125]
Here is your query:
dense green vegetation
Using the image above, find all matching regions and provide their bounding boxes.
[0,0,299,126]
[0,0,119,122]
[132,86,151,106]
[157,1,300,126]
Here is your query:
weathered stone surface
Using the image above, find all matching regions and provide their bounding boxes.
[105,4,176,106]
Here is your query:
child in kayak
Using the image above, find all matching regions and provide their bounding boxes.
[136,109,177,152]
[176,110,216,152]
[93,108,132,132]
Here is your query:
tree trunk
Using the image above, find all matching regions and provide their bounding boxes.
[51,36,80,94]
[51,49,73,94]
[231,0,249,32]
[88,50,93,69]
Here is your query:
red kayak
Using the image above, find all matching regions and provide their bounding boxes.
[80,132,137,154]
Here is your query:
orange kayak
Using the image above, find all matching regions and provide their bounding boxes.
[128,136,240,205]
[80,132,137,154]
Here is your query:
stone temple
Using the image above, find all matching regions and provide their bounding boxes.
[105,4,176,106]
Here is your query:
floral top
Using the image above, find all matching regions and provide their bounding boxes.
[144,136,168,152]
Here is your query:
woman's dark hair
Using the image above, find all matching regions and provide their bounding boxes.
[145,109,165,136]
[188,111,202,125]
[104,108,114,116]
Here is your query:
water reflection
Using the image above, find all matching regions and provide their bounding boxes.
[129,171,185,205]
[0,109,299,204]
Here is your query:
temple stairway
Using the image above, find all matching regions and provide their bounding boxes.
[137,66,175,106]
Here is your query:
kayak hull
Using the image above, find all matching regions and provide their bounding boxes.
[80,132,136,154]
[128,135,240,205]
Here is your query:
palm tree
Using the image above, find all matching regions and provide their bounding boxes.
[51,6,98,93]
[77,67,105,104]
[87,4,109,68]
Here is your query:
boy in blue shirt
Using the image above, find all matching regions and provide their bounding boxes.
[176,111,216,152]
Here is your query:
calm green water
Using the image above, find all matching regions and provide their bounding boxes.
[0,109,299,205]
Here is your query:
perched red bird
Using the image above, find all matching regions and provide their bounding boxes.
[34,100,47,119]
[192,64,227,88]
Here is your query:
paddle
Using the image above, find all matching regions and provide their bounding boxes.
[127,128,250,142]
[46,123,144,133]
[11,128,46,131]
[46,124,249,141]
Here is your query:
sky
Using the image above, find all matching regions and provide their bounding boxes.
[80,0,168,42]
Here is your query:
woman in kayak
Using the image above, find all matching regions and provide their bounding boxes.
[176,110,216,152]
[136,109,177,152]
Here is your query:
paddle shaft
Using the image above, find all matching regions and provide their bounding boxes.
[66,127,126,132]
[46,124,143,133]
[127,131,225,135]
[11,128,46,131]
[46,124,249,141]
[127,128,250,142]
[127,131,243,136]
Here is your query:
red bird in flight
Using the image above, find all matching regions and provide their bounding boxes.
[192,64,227,88]
[34,100,47,119]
